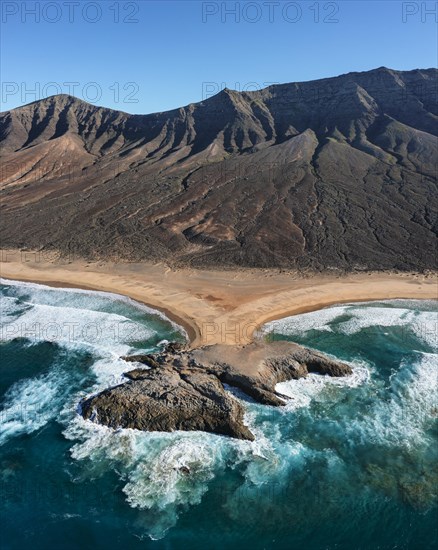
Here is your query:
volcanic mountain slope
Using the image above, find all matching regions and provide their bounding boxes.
[0,67,437,270]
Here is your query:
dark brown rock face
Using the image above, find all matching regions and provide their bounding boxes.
[81,341,352,439]
[1,67,437,271]
[81,364,254,441]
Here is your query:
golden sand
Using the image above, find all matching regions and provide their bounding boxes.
[1,249,436,347]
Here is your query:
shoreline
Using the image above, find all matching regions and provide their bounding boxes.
[1,254,436,347]
[0,275,199,345]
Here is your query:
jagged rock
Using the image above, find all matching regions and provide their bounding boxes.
[121,354,161,368]
[165,342,186,353]
[81,362,254,441]
[81,341,352,440]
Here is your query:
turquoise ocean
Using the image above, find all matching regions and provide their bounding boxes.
[0,279,437,549]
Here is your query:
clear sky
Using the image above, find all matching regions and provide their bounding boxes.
[1,0,437,114]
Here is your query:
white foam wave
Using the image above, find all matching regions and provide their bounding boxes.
[0,296,28,323]
[2,286,437,534]
[0,280,184,449]
[343,352,438,448]
[63,382,299,540]
[0,369,66,445]
[63,412,231,539]
[338,307,438,349]
[1,278,187,339]
[263,305,349,336]
[275,362,370,411]
[262,301,437,350]
[0,301,155,356]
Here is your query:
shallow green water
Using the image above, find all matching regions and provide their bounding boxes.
[0,280,437,549]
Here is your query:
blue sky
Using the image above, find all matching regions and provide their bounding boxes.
[1,0,437,113]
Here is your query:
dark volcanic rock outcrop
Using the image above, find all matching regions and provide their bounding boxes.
[81,341,352,439]
[81,362,254,441]
[1,67,437,271]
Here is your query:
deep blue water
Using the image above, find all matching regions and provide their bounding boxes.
[0,280,437,550]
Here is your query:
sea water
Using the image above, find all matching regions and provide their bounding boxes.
[0,279,436,549]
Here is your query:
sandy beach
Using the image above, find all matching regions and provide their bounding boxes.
[0,249,436,347]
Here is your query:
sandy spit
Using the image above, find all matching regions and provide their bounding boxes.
[1,250,436,347]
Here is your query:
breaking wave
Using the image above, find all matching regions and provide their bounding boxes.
[0,282,437,543]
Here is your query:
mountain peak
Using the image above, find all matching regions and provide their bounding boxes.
[0,67,436,272]
[5,93,117,116]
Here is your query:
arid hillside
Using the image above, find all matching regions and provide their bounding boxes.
[1,67,436,270]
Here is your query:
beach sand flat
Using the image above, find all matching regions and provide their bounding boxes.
[0,249,436,348]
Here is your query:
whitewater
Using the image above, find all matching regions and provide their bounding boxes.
[0,279,436,549]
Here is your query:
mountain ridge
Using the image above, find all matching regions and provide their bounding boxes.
[2,65,434,115]
[1,67,437,271]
